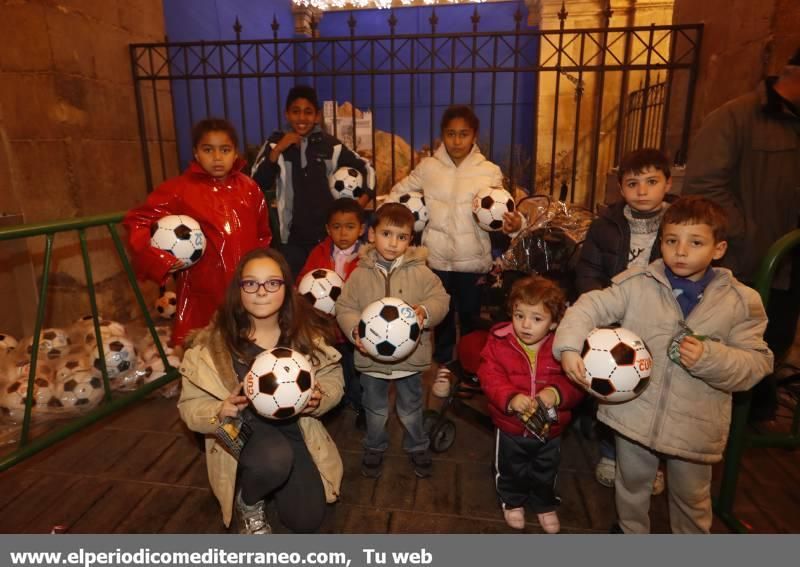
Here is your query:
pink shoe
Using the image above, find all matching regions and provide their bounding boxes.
[537,511,560,534]
[503,506,526,530]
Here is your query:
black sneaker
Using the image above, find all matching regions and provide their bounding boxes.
[354,409,367,431]
[409,449,433,478]
[609,522,624,534]
[361,449,383,478]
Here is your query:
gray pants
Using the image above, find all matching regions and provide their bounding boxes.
[615,434,712,534]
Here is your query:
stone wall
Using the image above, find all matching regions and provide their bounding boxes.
[0,1,170,338]
[665,0,800,155]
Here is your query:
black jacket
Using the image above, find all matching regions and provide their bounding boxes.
[575,201,665,295]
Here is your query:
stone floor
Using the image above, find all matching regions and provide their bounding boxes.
[1,370,799,534]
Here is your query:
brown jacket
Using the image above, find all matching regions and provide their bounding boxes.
[683,79,800,283]
[177,325,344,527]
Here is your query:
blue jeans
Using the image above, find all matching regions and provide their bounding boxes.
[360,373,429,453]
[432,270,483,364]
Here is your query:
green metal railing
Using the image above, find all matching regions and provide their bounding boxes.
[714,229,800,533]
[0,212,179,471]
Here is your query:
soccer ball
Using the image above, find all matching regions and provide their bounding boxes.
[23,328,70,355]
[56,370,104,412]
[82,320,128,345]
[394,192,429,233]
[150,215,206,269]
[52,346,92,381]
[155,291,177,319]
[358,297,421,362]
[141,355,181,398]
[140,342,176,365]
[12,357,55,383]
[581,327,653,403]
[329,167,365,200]
[244,347,316,419]
[472,187,515,231]
[0,333,18,353]
[91,337,137,379]
[297,269,344,316]
[1,375,60,421]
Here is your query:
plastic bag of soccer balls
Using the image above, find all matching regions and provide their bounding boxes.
[501,193,594,279]
[132,325,181,399]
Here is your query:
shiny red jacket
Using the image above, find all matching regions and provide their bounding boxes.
[123,159,271,345]
[478,323,584,438]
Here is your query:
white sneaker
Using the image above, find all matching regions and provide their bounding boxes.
[236,491,271,535]
[432,367,452,398]
[595,457,616,488]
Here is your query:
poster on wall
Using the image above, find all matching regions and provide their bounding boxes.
[323,101,374,153]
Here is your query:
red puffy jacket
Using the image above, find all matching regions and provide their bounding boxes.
[478,322,584,438]
[123,159,271,345]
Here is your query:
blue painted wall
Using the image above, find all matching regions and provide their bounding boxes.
[163,1,537,185]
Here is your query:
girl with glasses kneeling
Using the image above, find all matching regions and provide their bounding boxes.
[178,248,344,534]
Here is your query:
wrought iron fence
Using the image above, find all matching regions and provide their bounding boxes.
[130,2,702,208]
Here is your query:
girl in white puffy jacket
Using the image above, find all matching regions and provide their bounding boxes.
[390,105,524,397]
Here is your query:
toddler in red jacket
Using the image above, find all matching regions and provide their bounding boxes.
[478,276,584,533]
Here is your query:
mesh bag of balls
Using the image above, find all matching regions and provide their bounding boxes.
[0,318,181,424]
[580,327,653,403]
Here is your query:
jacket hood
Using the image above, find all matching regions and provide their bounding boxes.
[624,259,735,292]
[432,143,487,169]
[356,243,429,269]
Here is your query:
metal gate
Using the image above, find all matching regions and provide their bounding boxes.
[130,2,702,208]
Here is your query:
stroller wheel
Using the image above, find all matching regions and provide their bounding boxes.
[430,419,456,453]
[423,409,440,434]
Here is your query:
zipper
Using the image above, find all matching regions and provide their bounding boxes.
[507,335,539,438]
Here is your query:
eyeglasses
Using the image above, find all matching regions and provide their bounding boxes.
[240,279,285,294]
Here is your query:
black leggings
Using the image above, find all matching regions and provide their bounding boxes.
[237,411,326,533]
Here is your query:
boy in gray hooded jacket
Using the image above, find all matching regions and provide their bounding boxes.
[554,196,773,533]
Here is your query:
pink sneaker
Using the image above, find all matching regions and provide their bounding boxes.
[503,506,525,530]
[537,510,560,534]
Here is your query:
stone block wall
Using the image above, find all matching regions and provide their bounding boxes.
[0,1,170,338]
[665,0,799,156]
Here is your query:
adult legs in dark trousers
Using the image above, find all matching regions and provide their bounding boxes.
[432,270,482,364]
[238,411,326,533]
[748,256,800,421]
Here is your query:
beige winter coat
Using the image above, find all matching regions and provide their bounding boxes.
[553,260,773,463]
[336,245,450,377]
[177,325,344,528]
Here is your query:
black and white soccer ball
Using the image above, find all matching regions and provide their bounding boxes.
[52,346,92,381]
[155,291,178,319]
[244,347,316,420]
[328,167,365,200]
[472,187,515,231]
[395,191,429,233]
[358,297,421,362]
[82,320,128,346]
[1,375,60,421]
[23,328,70,355]
[581,327,653,403]
[91,336,137,379]
[56,369,104,412]
[141,354,182,398]
[297,269,344,316]
[0,333,18,353]
[150,214,206,269]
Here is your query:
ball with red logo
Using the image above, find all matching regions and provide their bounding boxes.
[244,347,316,419]
[581,327,652,403]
